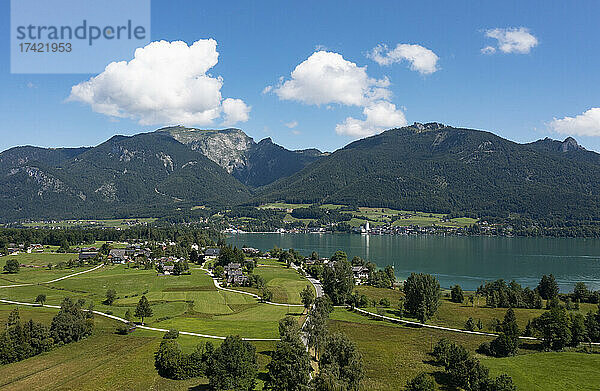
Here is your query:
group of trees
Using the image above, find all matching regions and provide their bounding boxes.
[0,298,94,365]
[477,275,600,312]
[0,226,219,252]
[0,308,53,365]
[477,279,543,309]
[431,338,517,391]
[265,317,312,390]
[290,206,352,225]
[155,333,258,389]
[527,304,600,350]
[216,245,245,267]
[305,295,364,390]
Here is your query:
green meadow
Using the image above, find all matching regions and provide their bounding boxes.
[1,254,599,390]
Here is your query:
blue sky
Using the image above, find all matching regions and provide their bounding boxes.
[1,0,600,153]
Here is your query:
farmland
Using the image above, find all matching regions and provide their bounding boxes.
[1,251,599,390]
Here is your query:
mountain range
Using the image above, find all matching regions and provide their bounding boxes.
[1,123,599,223]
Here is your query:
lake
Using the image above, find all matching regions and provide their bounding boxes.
[227,233,600,292]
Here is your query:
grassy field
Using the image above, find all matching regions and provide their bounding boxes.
[0,305,275,390]
[22,218,157,229]
[4,254,599,389]
[329,308,493,390]
[354,285,598,333]
[482,352,600,391]
[257,202,477,228]
[236,263,313,304]
[330,308,600,390]
[0,260,312,339]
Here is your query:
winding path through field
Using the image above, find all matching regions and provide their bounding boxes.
[0,263,281,341]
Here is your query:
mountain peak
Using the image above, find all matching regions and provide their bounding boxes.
[529,136,585,153]
[562,136,584,152]
[412,122,447,132]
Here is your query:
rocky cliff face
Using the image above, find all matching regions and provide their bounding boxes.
[161,127,254,173]
[157,126,324,187]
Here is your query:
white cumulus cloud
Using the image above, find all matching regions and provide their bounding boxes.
[284,120,298,128]
[272,51,391,106]
[222,98,251,126]
[549,108,600,137]
[335,101,407,137]
[269,50,408,139]
[68,39,250,126]
[483,27,538,54]
[368,43,439,75]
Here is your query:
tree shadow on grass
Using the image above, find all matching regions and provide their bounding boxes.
[519,340,544,352]
[188,384,210,391]
[257,371,270,383]
[431,370,455,391]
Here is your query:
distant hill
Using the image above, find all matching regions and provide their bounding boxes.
[256,123,600,221]
[0,132,250,220]
[2,123,600,224]
[157,126,325,187]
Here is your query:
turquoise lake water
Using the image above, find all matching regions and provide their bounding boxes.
[228,233,600,292]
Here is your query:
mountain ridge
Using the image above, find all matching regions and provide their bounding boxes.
[1,124,599,223]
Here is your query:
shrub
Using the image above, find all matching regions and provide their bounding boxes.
[406,372,435,391]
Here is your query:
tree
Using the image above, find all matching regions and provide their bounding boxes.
[154,339,183,378]
[321,254,354,305]
[569,313,587,346]
[124,309,132,322]
[465,317,475,331]
[7,308,20,327]
[405,372,435,391]
[485,308,521,357]
[278,316,301,343]
[279,251,294,268]
[447,354,489,391]
[50,297,93,344]
[403,273,441,323]
[486,374,517,391]
[100,242,111,256]
[451,285,464,303]
[135,295,153,325]
[266,318,311,391]
[532,306,572,350]
[306,311,328,360]
[216,245,244,267]
[104,289,117,305]
[154,339,206,380]
[57,240,71,253]
[537,274,559,300]
[213,265,224,278]
[313,296,334,318]
[300,285,315,311]
[260,287,273,303]
[3,259,19,274]
[316,333,364,391]
[35,294,46,306]
[173,262,184,276]
[206,335,258,391]
[189,249,199,264]
[573,282,590,302]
